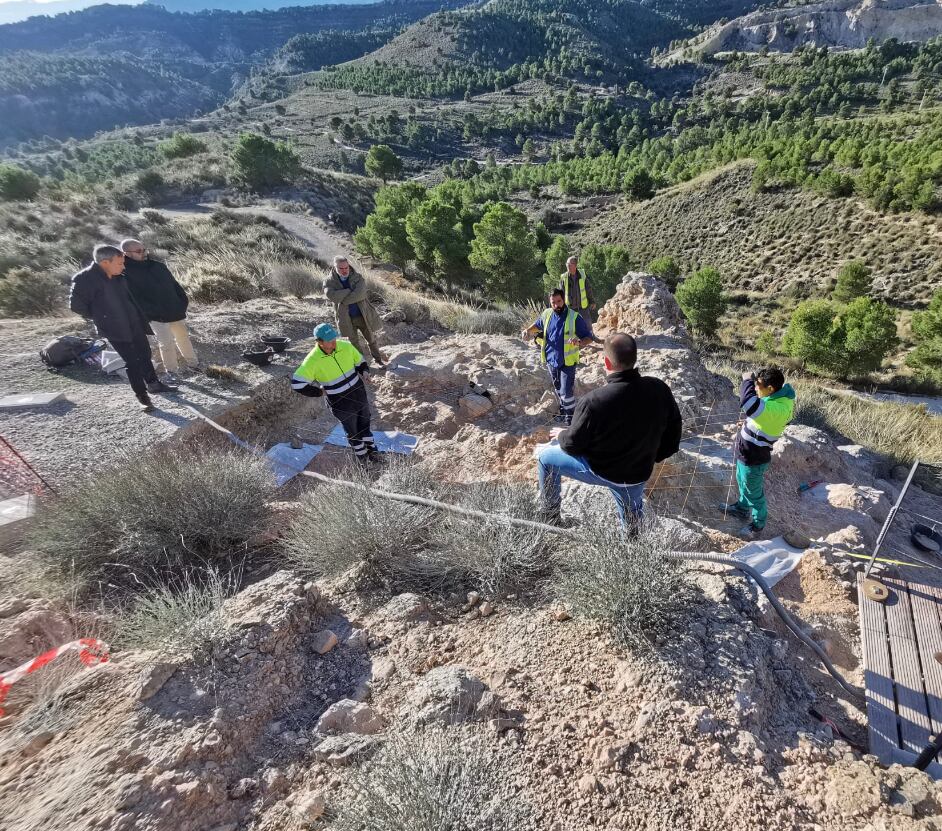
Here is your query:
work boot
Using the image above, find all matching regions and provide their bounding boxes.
[718,502,749,519]
[366,446,387,464]
[136,393,156,413]
[738,522,763,541]
[147,380,178,394]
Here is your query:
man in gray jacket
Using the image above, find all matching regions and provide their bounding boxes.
[324,255,386,366]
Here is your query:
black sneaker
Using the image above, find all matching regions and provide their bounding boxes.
[718,502,749,519]
[137,394,156,413]
[366,447,387,463]
[147,380,178,394]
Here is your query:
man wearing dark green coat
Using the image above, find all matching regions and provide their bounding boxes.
[324,255,386,366]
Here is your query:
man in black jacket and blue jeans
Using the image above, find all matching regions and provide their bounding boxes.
[536,333,682,528]
[69,245,176,412]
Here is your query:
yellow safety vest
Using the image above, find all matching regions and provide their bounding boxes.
[292,339,364,397]
[562,270,589,310]
[540,308,579,366]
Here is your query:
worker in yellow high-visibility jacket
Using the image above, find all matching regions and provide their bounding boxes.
[559,255,596,336]
[291,323,381,465]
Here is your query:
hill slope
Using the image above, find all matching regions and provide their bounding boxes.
[583,161,942,304]
[669,0,942,60]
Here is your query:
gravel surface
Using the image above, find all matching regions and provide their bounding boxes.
[0,295,332,491]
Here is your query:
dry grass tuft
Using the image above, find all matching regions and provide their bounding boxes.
[333,727,535,831]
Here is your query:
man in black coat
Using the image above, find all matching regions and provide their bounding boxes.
[536,333,682,528]
[121,239,197,379]
[69,245,176,412]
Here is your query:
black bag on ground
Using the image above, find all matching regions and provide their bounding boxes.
[39,335,94,368]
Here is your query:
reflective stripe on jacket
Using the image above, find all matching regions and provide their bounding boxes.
[737,379,796,463]
[540,308,579,367]
[292,339,366,397]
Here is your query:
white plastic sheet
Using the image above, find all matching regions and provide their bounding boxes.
[323,425,419,454]
[730,535,806,587]
[264,442,324,486]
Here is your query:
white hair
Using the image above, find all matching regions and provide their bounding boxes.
[333,255,349,266]
[120,238,144,252]
[93,244,123,263]
[566,255,578,265]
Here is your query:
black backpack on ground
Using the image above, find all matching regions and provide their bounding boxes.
[39,335,96,369]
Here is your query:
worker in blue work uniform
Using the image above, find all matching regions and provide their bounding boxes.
[522,288,594,425]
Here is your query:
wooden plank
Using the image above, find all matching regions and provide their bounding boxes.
[908,581,942,738]
[858,572,900,762]
[883,576,932,755]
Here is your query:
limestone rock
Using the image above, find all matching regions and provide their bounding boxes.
[311,630,338,655]
[294,790,326,822]
[380,593,429,622]
[457,392,493,420]
[316,699,384,735]
[313,733,381,766]
[402,666,498,725]
[137,662,178,701]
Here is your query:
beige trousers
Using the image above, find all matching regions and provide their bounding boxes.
[150,320,197,373]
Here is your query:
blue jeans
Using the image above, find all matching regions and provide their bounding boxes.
[548,364,577,423]
[537,444,646,528]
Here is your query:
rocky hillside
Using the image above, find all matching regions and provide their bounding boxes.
[2,273,941,830]
[582,162,942,305]
[670,0,942,59]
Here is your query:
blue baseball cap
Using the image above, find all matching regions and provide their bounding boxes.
[313,323,338,341]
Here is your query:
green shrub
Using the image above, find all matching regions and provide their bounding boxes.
[579,243,632,304]
[831,261,871,303]
[782,299,840,372]
[836,296,898,376]
[364,144,403,183]
[135,170,165,195]
[159,132,208,159]
[907,290,942,383]
[675,266,727,339]
[231,132,300,191]
[28,448,275,594]
[647,255,680,290]
[469,202,542,303]
[0,267,63,317]
[755,329,778,357]
[543,234,569,291]
[0,164,40,200]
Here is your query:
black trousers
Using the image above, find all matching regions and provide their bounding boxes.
[328,381,374,457]
[110,331,159,397]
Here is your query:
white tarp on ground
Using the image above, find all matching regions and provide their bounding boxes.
[323,425,420,455]
[264,443,323,486]
[100,349,128,378]
[730,535,807,587]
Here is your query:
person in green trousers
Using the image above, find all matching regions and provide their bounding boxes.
[721,367,796,539]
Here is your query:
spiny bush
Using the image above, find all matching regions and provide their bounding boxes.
[28,448,275,594]
[270,263,320,299]
[333,727,534,831]
[113,569,233,657]
[556,518,692,654]
[281,461,448,590]
[432,483,551,597]
[0,267,63,317]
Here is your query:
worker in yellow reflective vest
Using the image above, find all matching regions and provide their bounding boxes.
[559,255,597,336]
[291,322,381,466]
[521,289,594,425]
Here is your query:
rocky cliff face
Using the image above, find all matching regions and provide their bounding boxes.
[678,0,942,57]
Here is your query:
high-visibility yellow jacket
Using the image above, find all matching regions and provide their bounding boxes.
[539,307,580,366]
[560,269,592,310]
[291,339,366,398]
